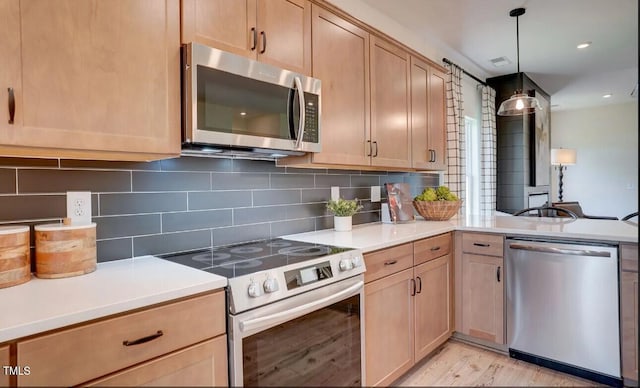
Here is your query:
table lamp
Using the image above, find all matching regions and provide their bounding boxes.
[550,148,576,202]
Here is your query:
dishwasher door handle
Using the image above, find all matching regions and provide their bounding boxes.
[508,243,611,258]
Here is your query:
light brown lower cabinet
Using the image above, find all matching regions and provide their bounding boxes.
[365,268,414,387]
[1,344,10,387]
[364,233,452,387]
[16,291,226,387]
[413,255,452,361]
[85,336,227,387]
[456,232,505,345]
[621,243,638,383]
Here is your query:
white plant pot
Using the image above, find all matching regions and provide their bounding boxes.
[334,216,353,232]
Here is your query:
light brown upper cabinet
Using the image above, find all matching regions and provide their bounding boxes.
[182,0,311,75]
[410,57,447,170]
[370,36,411,169]
[278,5,371,167]
[0,0,181,161]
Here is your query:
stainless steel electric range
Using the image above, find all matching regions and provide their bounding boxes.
[161,238,366,387]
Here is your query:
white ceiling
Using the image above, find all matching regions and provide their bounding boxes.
[358,0,638,111]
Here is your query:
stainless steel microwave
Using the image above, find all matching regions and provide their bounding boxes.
[182,43,321,157]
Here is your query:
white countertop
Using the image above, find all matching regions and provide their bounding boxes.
[0,256,226,343]
[284,215,638,252]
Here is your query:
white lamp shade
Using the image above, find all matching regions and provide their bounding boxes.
[550,148,576,165]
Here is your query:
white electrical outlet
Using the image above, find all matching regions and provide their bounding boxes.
[66,191,92,225]
[371,186,381,202]
[331,186,340,201]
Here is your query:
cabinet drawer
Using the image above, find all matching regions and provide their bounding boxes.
[621,243,638,272]
[414,233,451,265]
[462,233,503,257]
[18,291,225,387]
[85,336,228,387]
[1,345,9,387]
[364,243,413,283]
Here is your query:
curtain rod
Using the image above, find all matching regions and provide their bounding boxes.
[442,58,487,86]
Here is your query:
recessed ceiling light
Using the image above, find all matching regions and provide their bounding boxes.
[577,41,591,49]
[240,112,247,116]
[603,94,612,98]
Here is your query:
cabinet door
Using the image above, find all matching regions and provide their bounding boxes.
[256,0,310,75]
[85,336,228,387]
[428,66,447,170]
[308,5,370,166]
[365,268,414,387]
[414,255,452,361]
[1,344,9,387]
[461,253,504,344]
[0,0,21,132]
[370,36,411,169]
[6,0,181,160]
[182,0,257,58]
[410,56,430,169]
[621,270,638,381]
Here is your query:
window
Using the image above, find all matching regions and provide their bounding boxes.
[465,116,480,214]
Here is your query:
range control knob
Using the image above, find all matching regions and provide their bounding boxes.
[351,255,363,268]
[248,281,263,298]
[263,277,279,293]
[339,258,354,271]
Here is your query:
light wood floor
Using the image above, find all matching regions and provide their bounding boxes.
[394,340,598,387]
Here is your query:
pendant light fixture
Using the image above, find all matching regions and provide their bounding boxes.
[497,8,541,116]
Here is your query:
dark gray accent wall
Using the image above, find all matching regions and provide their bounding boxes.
[0,156,439,262]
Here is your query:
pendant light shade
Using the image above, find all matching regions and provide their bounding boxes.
[497,92,541,116]
[497,8,541,116]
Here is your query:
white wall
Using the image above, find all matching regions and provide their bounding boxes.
[551,102,638,219]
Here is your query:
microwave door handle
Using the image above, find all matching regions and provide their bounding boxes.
[293,76,306,150]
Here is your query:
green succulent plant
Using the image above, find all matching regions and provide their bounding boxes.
[326,198,363,217]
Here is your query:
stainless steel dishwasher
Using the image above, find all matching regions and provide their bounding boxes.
[506,238,621,386]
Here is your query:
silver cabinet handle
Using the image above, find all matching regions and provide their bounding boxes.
[509,243,611,258]
[293,76,305,150]
[239,281,363,333]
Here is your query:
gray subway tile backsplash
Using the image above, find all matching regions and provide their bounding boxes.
[211,172,270,190]
[162,209,232,233]
[188,190,252,210]
[252,189,301,206]
[0,169,16,194]
[100,192,188,215]
[18,169,132,193]
[0,156,440,262]
[94,214,162,239]
[133,171,210,192]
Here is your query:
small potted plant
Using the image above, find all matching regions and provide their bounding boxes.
[326,198,363,232]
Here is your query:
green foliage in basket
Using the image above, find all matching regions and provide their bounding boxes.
[415,186,459,202]
[326,198,363,217]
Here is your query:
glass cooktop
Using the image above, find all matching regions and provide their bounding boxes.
[159,238,354,278]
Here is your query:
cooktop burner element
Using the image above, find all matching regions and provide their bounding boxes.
[160,238,365,314]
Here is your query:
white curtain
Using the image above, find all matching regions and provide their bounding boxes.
[444,63,466,212]
[480,85,497,212]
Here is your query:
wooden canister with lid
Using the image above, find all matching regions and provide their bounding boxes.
[0,225,31,288]
[35,223,97,279]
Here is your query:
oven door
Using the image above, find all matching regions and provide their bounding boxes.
[229,275,365,387]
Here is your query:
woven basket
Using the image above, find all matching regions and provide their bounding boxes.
[413,200,462,221]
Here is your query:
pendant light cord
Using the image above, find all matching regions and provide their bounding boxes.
[516,14,520,73]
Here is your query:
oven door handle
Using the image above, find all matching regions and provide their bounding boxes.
[239,280,364,333]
